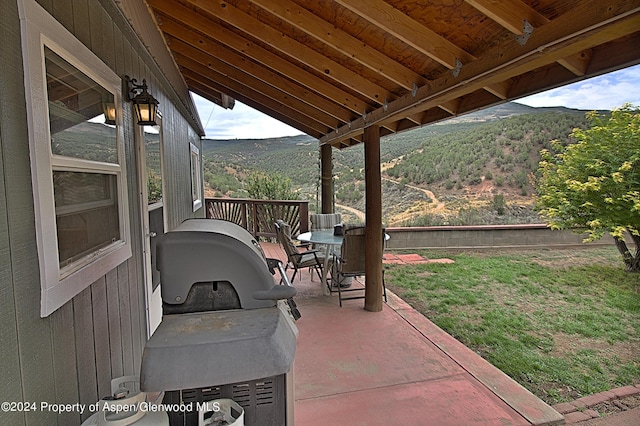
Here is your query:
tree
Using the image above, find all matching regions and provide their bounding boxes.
[245,171,297,200]
[147,170,163,204]
[535,105,640,271]
[492,193,506,215]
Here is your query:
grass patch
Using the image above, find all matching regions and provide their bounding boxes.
[385,246,640,404]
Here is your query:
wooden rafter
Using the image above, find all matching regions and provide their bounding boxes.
[190,84,233,109]
[465,0,549,35]
[484,80,513,100]
[185,0,392,105]
[179,57,330,135]
[132,0,640,147]
[187,75,324,138]
[334,0,475,69]
[172,41,340,129]
[465,0,599,78]
[148,0,371,115]
[250,0,427,91]
[557,50,594,76]
[438,99,460,115]
[159,18,352,124]
[320,1,640,146]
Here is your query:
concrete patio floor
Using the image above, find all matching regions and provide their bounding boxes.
[261,243,564,426]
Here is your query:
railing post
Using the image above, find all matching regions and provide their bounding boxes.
[241,202,248,231]
[299,202,309,233]
[250,202,258,236]
[204,198,309,240]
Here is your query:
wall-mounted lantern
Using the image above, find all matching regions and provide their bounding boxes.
[102,102,116,125]
[125,75,159,126]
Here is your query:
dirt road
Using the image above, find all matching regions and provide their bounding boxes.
[336,203,366,221]
[381,176,445,212]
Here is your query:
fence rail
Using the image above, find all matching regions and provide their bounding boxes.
[205,198,309,240]
[205,200,636,250]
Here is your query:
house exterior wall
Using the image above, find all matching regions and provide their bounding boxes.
[0,0,204,424]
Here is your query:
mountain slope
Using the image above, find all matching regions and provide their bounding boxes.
[201,102,594,225]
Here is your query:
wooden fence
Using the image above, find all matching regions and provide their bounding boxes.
[205,198,309,240]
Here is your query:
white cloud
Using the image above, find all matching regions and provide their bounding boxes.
[193,64,640,139]
[192,94,303,139]
[516,65,640,110]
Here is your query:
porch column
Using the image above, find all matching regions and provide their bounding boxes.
[320,144,333,213]
[363,125,383,312]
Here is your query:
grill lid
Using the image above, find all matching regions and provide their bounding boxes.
[156,219,288,310]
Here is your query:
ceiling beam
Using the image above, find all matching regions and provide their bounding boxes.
[188,77,321,138]
[334,0,475,69]
[184,0,392,105]
[393,117,421,133]
[419,108,455,127]
[158,16,353,124]
[465,0,549,35]
[180,61,329,136]
[321,1,640,147]
[191,85,234,109]
[250,0,426,91]
[171,39,341,130]
[456,89,505,115]
[557,50,593,76]
[484,80,513,99]
[510,32,640,99]
[148,0,370,115]
[465,1,605,78]
[438,99,461,115]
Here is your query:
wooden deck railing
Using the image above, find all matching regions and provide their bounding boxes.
[205,198,309,240]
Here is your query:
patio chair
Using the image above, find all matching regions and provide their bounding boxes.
[274,220,325,283]
[332,225,387,307]
[310,213,342,232]
[310,213,342,253]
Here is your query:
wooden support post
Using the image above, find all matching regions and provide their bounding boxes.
[320,144,333,214]
[363,125,383,312]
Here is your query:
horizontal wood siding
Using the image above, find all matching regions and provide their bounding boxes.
[0,0,204,424]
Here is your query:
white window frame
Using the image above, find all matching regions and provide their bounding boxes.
[20,0,131,317]
[190,143,203,212]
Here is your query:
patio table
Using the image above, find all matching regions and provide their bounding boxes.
[296,230,342,295]
[297,230,390,296]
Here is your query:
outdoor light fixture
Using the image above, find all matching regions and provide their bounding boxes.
[125,75,159,126]
[102,102,116,125]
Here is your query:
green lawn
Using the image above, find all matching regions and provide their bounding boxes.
[384,246,640,404]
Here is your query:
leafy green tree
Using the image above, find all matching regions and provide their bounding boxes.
[492,194,506,215]
[245,171,297,200]
[535,105,640,271]
[147,171,162,204]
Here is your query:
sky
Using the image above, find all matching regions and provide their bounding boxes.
[192,64,640,140]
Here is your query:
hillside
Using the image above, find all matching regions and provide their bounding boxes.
[201,102,594,225]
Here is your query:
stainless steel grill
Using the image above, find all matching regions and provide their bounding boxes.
[140,219,298,425]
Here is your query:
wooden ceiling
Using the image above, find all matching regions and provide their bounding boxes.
[142,0,640,148]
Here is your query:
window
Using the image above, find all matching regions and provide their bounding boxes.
[21,0,131,316]
[190,143,203,212]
